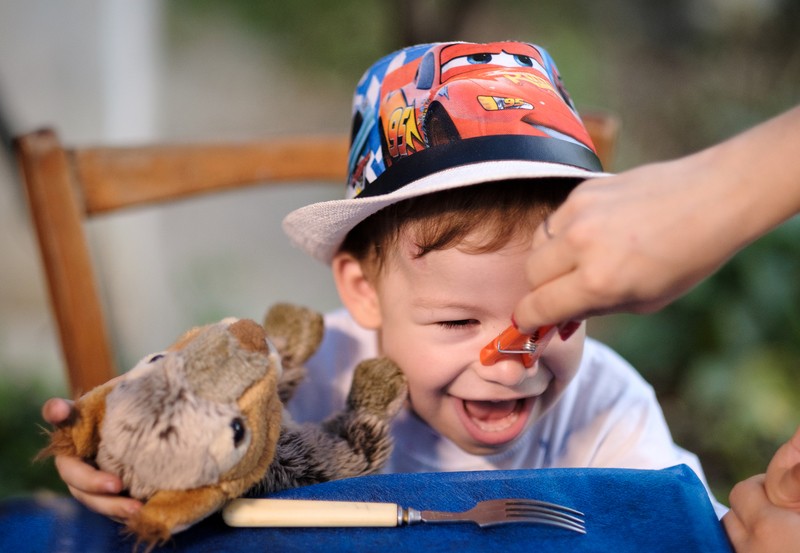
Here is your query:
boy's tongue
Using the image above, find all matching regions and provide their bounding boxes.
[463,399,518,422]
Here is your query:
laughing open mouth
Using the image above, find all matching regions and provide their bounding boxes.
[462,399,523,432]
[453,395,537,448]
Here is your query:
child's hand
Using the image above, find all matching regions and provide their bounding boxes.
[41,397,143,520]
[723,425,800,552]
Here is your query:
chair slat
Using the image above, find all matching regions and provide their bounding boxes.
[74,136,349,215]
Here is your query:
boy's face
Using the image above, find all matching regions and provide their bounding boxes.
[373,232,585,456]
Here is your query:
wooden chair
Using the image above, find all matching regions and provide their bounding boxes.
[15,113,618,397]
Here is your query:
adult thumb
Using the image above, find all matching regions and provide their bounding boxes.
[766,426,800,510]
[774,463,800,509]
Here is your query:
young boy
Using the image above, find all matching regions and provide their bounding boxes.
[280,41,722,503]
[48,40,725,521]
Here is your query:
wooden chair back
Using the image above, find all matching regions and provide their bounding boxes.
[15,113,618,396]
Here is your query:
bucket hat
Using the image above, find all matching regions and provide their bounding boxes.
[283,41,608,264]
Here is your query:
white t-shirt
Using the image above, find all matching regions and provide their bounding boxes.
[288,308,727,517]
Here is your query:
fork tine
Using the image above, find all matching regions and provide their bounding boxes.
[505,498,584,516]
[506,505,584,524]
[484,509,586,533]
[478,498,584,517]
[478,499,585,533]
[417,498,586,534]
[483,514,586,533]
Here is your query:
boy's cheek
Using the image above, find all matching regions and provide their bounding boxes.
[381,348,439,387]
[543,328,585,379]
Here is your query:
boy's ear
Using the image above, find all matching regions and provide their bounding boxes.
[331,252,382,329]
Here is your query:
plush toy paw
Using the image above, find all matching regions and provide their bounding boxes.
[266,357,407,489]
[125,486,228,552]
[347,357,407,418]
[263,303,324,403]
[125,515,171,553]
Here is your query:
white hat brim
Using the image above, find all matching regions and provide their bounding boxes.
[282,159,610,264]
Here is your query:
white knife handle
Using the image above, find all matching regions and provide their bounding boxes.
[223,498,400,527]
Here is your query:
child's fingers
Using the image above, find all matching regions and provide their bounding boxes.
[45,396,144,522]
[41,397,74,425]
[55,455,122,495]
[55,456,142,519]
[67,483,142,521]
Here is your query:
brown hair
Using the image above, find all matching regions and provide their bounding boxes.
[339,179,577,277]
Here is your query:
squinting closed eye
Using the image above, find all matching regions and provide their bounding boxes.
[437,319,480,329]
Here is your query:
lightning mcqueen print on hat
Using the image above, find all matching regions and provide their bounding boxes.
[283,41,609,264]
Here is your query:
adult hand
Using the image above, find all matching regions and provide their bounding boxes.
[723,425,800,552]
[513,106,800,333]
[514,154,738,331]
[41,397,142,520]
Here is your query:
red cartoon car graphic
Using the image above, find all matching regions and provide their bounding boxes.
[378,42,595,167]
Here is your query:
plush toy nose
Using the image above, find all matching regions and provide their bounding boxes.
[184,320,272,403]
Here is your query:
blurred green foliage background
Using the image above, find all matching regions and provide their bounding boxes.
[2,0,798,504]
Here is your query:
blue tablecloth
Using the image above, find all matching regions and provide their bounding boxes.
[1,464,732,552]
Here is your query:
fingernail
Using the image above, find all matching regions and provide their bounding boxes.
[104,480,120,494]
[558,320,582,341]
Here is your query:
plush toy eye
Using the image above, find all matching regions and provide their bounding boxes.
[231,417,246,447]
[148,353,165,363]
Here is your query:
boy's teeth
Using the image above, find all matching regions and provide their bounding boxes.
[463,399,521,431]
[464,399,516,420]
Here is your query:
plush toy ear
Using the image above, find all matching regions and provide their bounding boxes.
[263,304,324,368]
[37,381,117,462]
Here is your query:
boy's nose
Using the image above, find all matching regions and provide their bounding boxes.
[473,355,533,387]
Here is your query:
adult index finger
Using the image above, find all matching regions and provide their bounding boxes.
[522,220,579,294]
[513,270,593,332]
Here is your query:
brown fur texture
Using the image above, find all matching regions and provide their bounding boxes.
[39,303,407,550]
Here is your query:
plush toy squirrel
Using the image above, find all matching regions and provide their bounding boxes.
[39,303,407,549]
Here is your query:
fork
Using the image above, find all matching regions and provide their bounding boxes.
[223,498,586,534]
